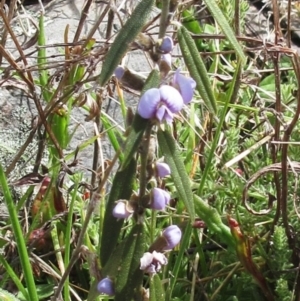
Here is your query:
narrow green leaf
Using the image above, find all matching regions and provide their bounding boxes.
[101,113,124,162]
[37,13,51,102]
[0,289,21,301]
[0,257,27,299]
[100,158,137,267]
[194,194,235,248]
[115,224,146,301]
[0,164,38,301]
[203,0,246,63]
[157,129,195,221]
[177,26,218,114]
[150,274,165,301]
[98,0,154,86]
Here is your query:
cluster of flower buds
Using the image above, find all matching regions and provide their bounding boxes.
[97,225,182,296]
[114,35,196,124]
[112,158,172,219]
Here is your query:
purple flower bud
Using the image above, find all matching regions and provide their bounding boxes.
[138,85,184,123]
[114,65,125,80]
[173,69,196,104]
[151,188,170,210]
[97,277,115,296]
[158,36,174,53]
[140,251,168,274]
[155,162,171,178]
[162,225,182,250]
[112,200,134,219]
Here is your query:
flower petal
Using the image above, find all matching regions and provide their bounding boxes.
[151,188,170,210]
[155,162,171,178]
[155,105,174,124]
[162,225,182,250]
[152,251,168,265]
[137,88,161,119]
[97,278,115,296]
[140,252,154,270]
[159,85,184,113]
[173,69,196,104]
[158,36,174,53]
[114,65,125,79]
[112,201,133,219]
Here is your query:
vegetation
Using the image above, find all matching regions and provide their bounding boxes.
[1,0,300,300]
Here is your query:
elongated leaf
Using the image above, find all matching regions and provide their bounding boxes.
[98,0,154,86]
[157,129,195,221]
[150,274,165,301]
[115,224,146,301]
[0,164,38,301]
[204,0,246,63]
[0,289,21,301]
[100,158,137,266]
[177,26,217,114]
[194,194,234,248]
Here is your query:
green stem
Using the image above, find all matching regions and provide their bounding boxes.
[158,0,170,38]
[139,124,153,200]
[0,164,39,301]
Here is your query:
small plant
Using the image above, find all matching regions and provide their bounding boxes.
[1,0,300,300]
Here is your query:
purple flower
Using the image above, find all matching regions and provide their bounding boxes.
[97,277,115,296]
[162,225,182,250]
[158,36,174,53]
[140,251,168,274]
[155,162,171,178]
[172,69,196,104]
[114,65,125,79]
[151,188,170,210]
[137,85,184,123]
[112,200,134,219]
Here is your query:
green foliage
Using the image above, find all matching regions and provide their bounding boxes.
[2,0,300,300]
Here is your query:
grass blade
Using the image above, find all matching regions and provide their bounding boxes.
[0,164,39,301]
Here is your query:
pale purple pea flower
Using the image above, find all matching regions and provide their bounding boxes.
[155,162,171,178]
[158,36,174,53]
[112,200,134,219]
[137,85,184,123]
[162,225,182,250]
[97,277,115,296]
[140,251,168,274]
[173,69,196,104]
[151,188,170,210]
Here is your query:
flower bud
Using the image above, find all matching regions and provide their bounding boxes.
[97,277,115,296]
[162,225,182,250]
[114,66,125,80]
[158,36,174,53]
[155,162,171,178]
[112,200,134,219]
[151,188,170,210]
[114,66,145,91]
